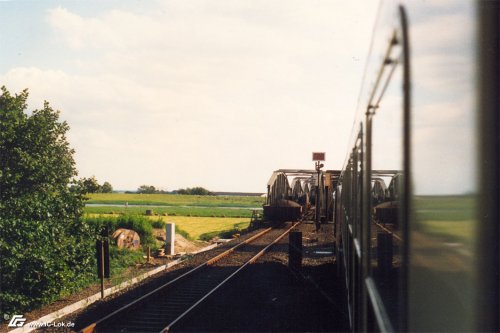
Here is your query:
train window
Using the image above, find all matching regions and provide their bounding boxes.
[406,1,478,331]
[369,79,404,328]
[363,11,407,330]
[340,131,364,331]
[340,1,486,331]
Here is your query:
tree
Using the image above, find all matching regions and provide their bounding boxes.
[176,188,188,195]
[0,87,95,314]
[79,176,101,193]
[101,181,113,193]
[175,187,212,195]
[189,187,211,195]
[137,185,157,194]
[71,177,113,194]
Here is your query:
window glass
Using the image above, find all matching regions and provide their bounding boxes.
[407,1,477,331]
[369,43,404,329]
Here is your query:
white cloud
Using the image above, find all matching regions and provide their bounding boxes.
[411,13,473,54]
[1,1,379,191]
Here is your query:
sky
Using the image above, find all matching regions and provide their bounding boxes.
[0,0,380,193]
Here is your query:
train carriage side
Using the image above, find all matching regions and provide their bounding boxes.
[335,1,499,332]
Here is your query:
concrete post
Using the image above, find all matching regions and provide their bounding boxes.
[165,223,175,255]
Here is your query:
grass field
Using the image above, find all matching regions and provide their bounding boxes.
[156,216,251,241]
[85,205,255,218]
[86,193,264,207]
[414,195,475,221]
[84,193,263,218]
[417,220,474,245]
[414,195,476,245]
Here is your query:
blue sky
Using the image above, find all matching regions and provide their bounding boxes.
[0,1,379,192]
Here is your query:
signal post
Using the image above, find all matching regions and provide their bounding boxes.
[312,152,325,230]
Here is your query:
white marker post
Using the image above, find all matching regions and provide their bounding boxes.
[165,223,175,255]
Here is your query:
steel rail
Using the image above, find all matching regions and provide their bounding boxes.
[79,227,273,333]
[162,222,299,332]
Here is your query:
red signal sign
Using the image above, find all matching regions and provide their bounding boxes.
[312,152,325,161]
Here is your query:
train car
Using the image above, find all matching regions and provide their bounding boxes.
[371,178,388,205]
[265,171,290,206]
[335,1,499,332]
[263,171,301,222]
[290,178,303,200]
[324,170,341,222]
[264,169,337,222]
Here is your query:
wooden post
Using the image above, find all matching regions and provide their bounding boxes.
[377,232,393,276]
[100,241,105,298]
[147,246,151,263]
[96,226,109,299]
[289,231,302,271]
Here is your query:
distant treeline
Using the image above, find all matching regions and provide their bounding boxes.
[121,187,265,196]
[130,185,213,195]
[174,187,212,195]
[212,192,265,197]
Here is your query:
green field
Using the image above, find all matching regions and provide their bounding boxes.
[84,193,264,218]
[86,193,264,207]
[414,195,476,245]
[417,220,474,245]
[85,205,254,218]
[414,195,475,221]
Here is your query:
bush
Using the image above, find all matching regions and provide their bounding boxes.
[84,215,156,247]
[0,87,94,315]
[109,247,145,276]
[151,218,165,229]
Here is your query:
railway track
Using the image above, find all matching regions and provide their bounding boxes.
[80,222,299,333]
